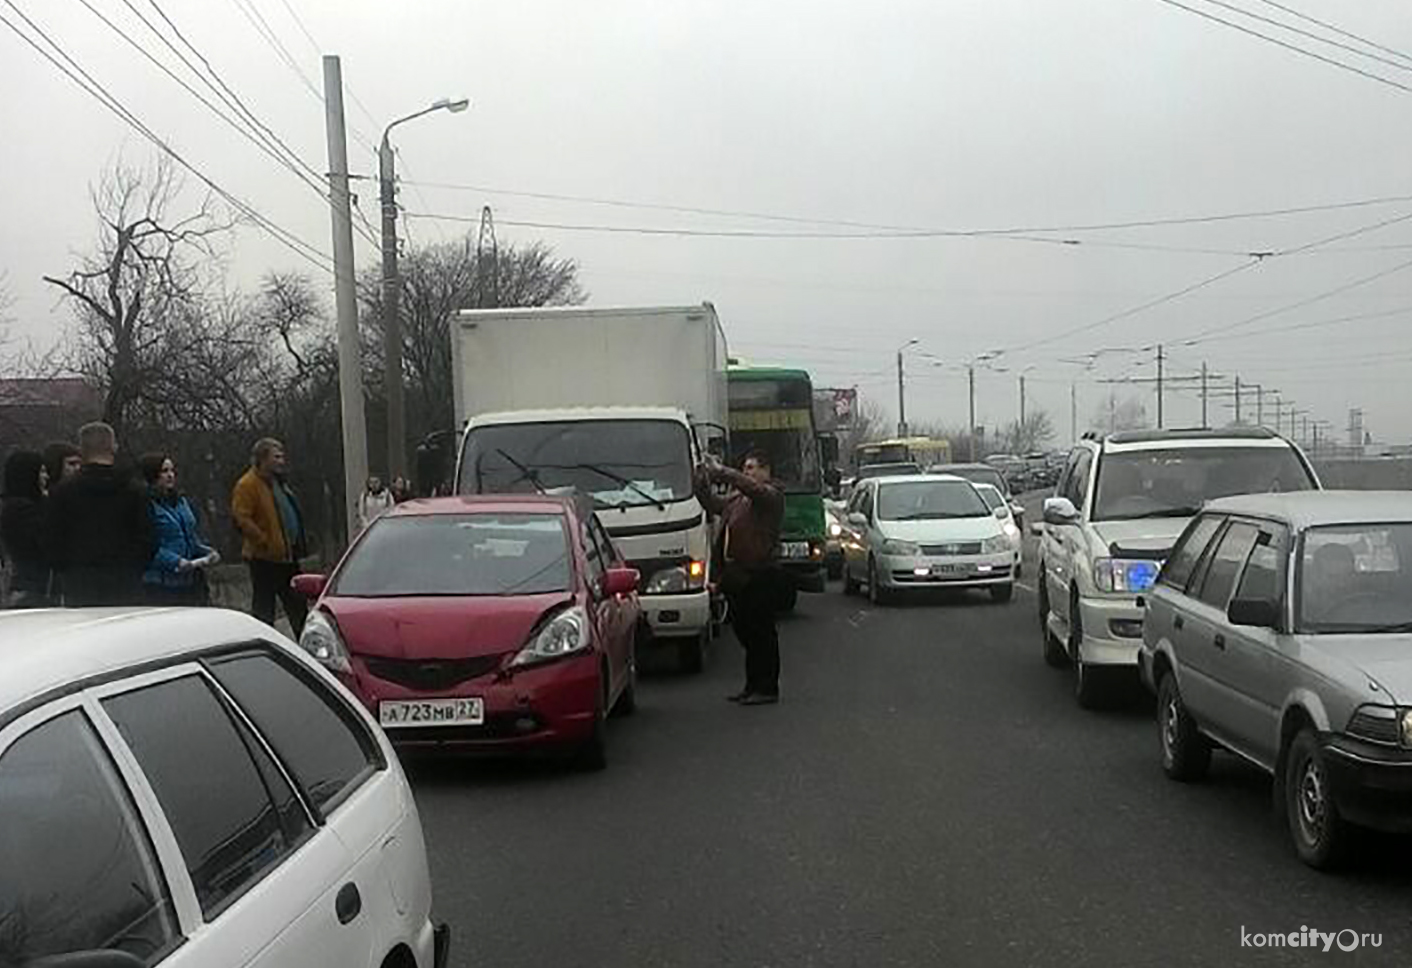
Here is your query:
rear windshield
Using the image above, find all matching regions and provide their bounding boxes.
[334,513,572,597]
[1093,446,1315,522]
[877,481,990,521]
[940,466,1007,494]
[858,463,922,480]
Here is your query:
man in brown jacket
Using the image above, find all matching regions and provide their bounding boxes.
[231,437,308,636]
[697,449,786,705]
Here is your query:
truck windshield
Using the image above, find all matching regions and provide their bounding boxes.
[459,419,694,508]
[1092,446,1316,522]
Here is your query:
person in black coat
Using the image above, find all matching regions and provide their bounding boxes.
[44,422,154,607]
[1,451,51,608]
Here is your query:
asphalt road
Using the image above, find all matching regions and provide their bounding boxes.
[408,529,1412,968]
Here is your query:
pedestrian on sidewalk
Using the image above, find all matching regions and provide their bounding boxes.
[357,474,395,531]
[44,422,153,606]
[1,451,52,608]
[696,449,786,705]
[42,440,82,489]
[140,453,219,607]
[230,437,309,635]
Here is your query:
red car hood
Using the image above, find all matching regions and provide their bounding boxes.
[322,592,575,660]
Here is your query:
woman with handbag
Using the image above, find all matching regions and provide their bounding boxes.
[140,453,219,606]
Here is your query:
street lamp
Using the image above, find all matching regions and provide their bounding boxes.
[895,338,920,437]
[380,96,470,483]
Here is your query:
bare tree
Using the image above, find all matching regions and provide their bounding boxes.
[1092,393,1149,434]
[359,235,586,450]
[44,157,230,437]
[1001,410,1056,454]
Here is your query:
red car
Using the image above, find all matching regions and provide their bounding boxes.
[291,495,641,769]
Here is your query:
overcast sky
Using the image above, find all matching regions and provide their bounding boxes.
[2,0,1409,445]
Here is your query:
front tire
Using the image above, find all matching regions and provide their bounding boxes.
[612,643,638,717]
[1285,729,1349,869]
[868,557,891,606]
[677,629,707,674]
[1071,592,1106,709]
[1158,672,1210,781]
[990,582,1014,603]
[576,689,609,772]
[843,560,861,596]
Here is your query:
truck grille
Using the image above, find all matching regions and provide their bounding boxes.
[363,655,504,691]
[920,542,983,556]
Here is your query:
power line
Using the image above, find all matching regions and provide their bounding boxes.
[1180,304,1412,347]
[1151,0,1412,94]
[403,177,1412,237]
[270,0,380,136]
[1252,0,1412,68]
[1196,0,1412,74]
[76,0,325,199]
[0,0,332,272]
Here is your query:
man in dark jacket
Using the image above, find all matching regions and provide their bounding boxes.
[697,449,786,705]
[2,451,50,607]
[45,422,153,606]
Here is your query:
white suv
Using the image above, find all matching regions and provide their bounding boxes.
[1036,428,1319,708]
[0,608,450,968]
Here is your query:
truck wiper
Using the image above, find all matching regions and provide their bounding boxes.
[574,463,667,510]
[1359,621,1412,634]
[496,449,547,495]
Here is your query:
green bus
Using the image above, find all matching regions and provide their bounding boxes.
[726,365,827,601]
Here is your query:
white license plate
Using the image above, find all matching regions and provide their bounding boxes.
[780,541,810,559]
[379,698,484,728]
[931,564,967,575]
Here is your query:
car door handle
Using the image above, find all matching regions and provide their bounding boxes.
[1173,615,1184,630]
[335,882,362,925]
[1213,633,1226,651]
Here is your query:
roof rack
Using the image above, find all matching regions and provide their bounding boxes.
[1105,427,1279,444]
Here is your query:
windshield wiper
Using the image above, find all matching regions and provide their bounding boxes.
[1108,506,1202,520]
[1357,621,1412,634]
[495,449,547,495]
[574,463,667,510]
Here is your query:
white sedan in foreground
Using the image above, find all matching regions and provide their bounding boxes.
[0,607,450,968]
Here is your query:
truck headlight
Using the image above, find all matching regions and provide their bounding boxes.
[829,522,843,537]
[644,561,706,595]
[1402,709,1412,748]
[982,534,1011,554]
[882,539,921,556]
[1094,557,1161,593]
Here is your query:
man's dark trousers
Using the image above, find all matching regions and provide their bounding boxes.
[728,567,781,697]
[248,559,308,637]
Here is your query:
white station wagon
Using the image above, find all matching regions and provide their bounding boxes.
[0,608,449,968]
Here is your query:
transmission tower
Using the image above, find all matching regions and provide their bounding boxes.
[476,205,499,308]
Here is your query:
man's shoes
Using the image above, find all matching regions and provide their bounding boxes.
[738,692,780,706]
[726,690,750,703]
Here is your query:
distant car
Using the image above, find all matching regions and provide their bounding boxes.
[823,505,847,579]
[928,462,1026,528]
[295,494,641,770]
[1038,428,1320,709]
[1141,492,1412,869]
[973,481,1023,577]
[0,608,449,968]
[841,473,1015,605]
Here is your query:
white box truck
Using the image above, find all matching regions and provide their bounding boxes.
[451,304,728,672]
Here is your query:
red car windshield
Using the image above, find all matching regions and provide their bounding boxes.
[334,513,573,597]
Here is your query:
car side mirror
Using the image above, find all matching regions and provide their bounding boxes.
[994,507,1008,519]
[290,573,328,599]
[848,511,869,528]
[1042,496,1080,526]
[602,567,640,597]
[1228,597,1280,630]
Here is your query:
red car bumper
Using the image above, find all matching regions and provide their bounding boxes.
[339,651,601,754]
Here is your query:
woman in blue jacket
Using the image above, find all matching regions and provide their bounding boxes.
[140,453,219,606]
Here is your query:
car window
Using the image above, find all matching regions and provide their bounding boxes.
[104,675,312,919]
[0,710,181,966]
[860,486,875,521]
[590,517,621,565]
[1091,446,1315,522]
[581,519,606,584]
[209,650,381,816]
[1297,524,1412,633]
[1065,449,1093,510]
[1234,527,1287,605]
[1160,514,1224,591]
[1195,521,1260,610]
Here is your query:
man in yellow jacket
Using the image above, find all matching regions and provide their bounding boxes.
[231,437,308,636]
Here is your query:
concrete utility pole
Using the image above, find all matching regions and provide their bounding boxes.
[968,365,977,461]
[1155,344,1164,429]
[1234,375,1242,426]
[378,138,405,481]
[896,352,907,437]
[1070,381,1077,445]
[1255,384,1264,428]
[1200,361,1208,429]
[1019,373,1027,428]
[322,55,368,543]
